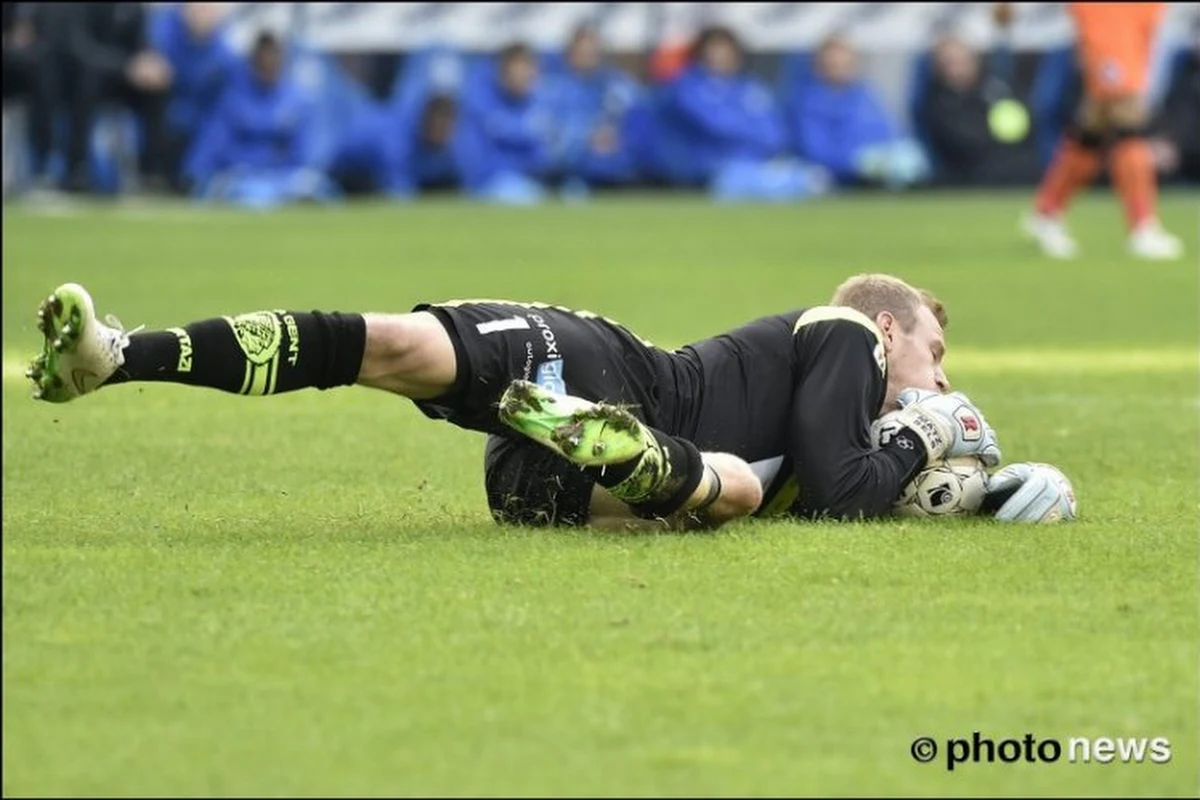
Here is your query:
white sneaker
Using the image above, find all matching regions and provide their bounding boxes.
[1022,212,1079,259]
[27,283,140,402]
[1127,220,1183,261]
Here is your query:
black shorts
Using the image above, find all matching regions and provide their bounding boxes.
[482,434,595,527]
[412,301,690,526]
[412,300,677,436]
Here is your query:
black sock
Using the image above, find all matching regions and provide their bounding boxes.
[104,311,366,395]
[585,456,641,488]
[586,427,706,519]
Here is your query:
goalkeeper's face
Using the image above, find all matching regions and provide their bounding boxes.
[881,304,949,409]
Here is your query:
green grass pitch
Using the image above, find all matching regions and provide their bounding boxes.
[3,192,1198,797]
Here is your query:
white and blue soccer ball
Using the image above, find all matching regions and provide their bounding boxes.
[872,411,989,518]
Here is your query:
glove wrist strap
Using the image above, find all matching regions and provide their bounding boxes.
[892,406,950,465]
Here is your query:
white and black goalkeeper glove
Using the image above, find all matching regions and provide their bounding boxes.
[980,462,1078,523]
[893,388,1002,468]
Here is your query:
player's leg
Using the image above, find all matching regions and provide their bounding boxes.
[1104,94,1183,259]
[1024,111,1103,259]
[1101,4,1181,259]
[27,282,391,402]
[27,279,475,404]
[585,451,763,532]
[355,310,459,399]
[29,285,745,521]
[494,379,763,527]
[27,287,755,525]
[1024,5,1110,259]
[483,435,763,532]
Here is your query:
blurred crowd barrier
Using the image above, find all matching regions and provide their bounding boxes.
[3,2,1198,206]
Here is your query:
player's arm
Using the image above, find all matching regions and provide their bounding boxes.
[788,310,927,519]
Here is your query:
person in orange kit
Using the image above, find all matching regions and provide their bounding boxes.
[1018,2,1183,260]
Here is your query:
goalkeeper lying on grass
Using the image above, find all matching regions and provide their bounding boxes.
[26,273,1075,530]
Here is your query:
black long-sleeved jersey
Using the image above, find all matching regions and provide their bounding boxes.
[665,306,927,520]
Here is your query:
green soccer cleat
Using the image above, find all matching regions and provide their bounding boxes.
[498,380,654,466]
[498,380,670,503]
[27,283,139,403]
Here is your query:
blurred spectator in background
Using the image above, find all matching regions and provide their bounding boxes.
[380,94,475,198]
[649,32,693,84]
[461,43,554,204]
[3,3,57,184]
[788,35,930,189]
[58,2,174,194]
[183,32,336,208]
[329,46,475,199]
[653,26,828,201]
[1149,34,1200,184]
[918,36,1040,186]
[149,2,236,190]
[544,25,640,188]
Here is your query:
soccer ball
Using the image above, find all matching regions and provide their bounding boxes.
[893,457,989,518]
[871,411,989,518]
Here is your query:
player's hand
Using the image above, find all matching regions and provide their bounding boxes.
[126,51,173,92]
[981,462,1077,523]
[894,388,1002,467]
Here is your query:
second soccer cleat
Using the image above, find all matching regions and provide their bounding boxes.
[28,283,139,403]
[498,380,653,466]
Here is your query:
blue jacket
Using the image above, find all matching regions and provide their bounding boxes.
[461,71,554,184]
[379,104,486,196]
[788,79,896,180]
[543,64,639,168]
[184,68,318,186]
[149,5,237,135]
[659,65,786,184]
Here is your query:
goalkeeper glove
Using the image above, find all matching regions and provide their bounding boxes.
[893,388,1002,467]
[981,462,1077,523]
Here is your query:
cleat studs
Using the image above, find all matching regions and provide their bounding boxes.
[32,390,42,400]
[53,338,63,351]
[62,324,72,335]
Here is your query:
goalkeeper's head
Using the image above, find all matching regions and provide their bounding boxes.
[831,274,950,410]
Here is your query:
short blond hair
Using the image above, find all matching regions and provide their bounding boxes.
[830,274,948,331]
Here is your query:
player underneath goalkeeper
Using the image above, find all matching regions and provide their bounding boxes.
[26,274,1075,528]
